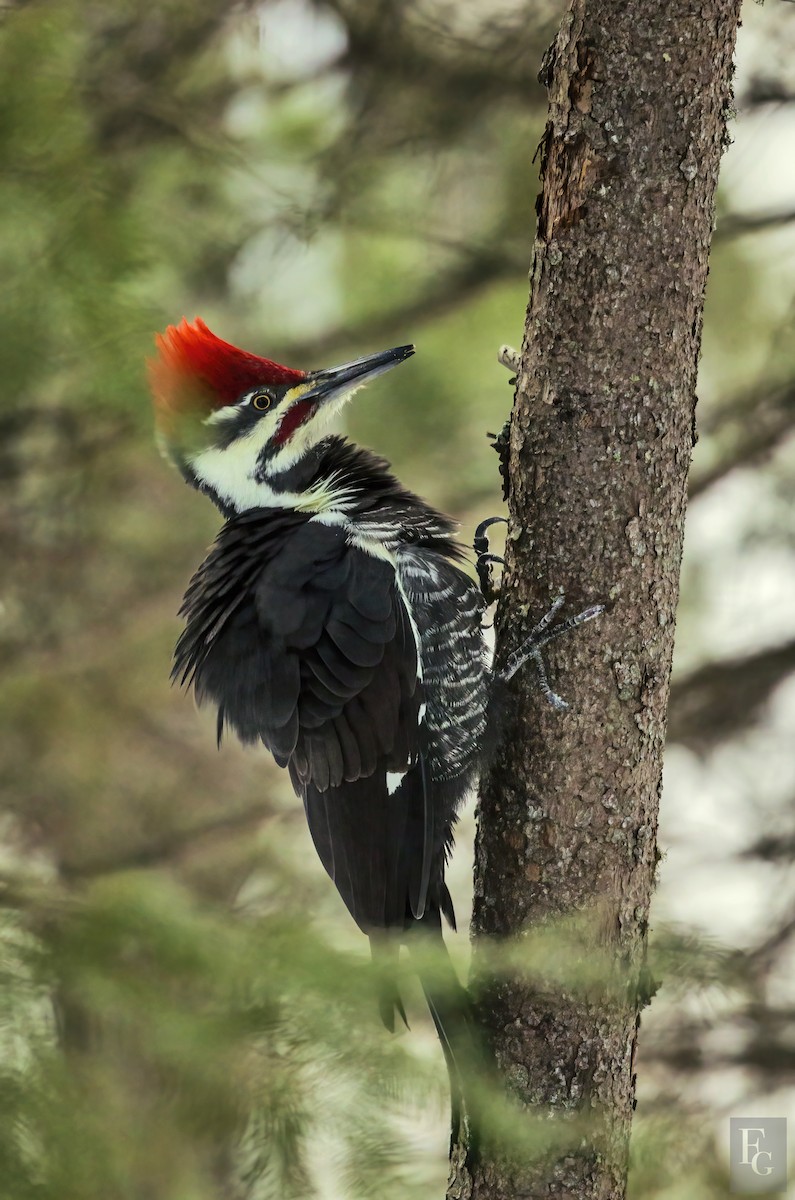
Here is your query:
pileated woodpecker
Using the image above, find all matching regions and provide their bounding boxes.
[149,318,600,1141]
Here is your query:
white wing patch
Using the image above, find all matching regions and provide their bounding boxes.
[386,771,406,796]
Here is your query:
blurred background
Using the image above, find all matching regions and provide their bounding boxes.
[1,1,795,1196]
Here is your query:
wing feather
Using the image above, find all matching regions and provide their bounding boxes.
[315,636,374,691]
[326,617,387,668]
[176,514,429,931]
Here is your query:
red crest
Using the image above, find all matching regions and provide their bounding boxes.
[148,318,305,429]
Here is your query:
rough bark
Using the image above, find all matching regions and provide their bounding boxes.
[449,2,743,1197]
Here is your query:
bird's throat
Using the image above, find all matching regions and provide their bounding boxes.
[274,397,316,446]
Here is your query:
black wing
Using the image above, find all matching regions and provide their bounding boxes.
[177,516,430,930]
[251,522,418,781]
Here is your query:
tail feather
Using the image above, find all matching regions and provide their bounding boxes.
[409,910,486,1162]
[370,909,489,1162]
[422,982,466,1147]
[380,980,409,1034]
[369,933,409,1033]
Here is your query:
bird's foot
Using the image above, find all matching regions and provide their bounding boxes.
[497,593,604,711]
[474,516,507,604]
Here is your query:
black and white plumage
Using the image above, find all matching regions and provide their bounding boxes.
[173,438,490,941]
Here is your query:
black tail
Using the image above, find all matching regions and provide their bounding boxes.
[409,908,486,1162]
[369,910,489,1161]
[369,932,409,1032]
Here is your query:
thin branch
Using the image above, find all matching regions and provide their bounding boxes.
[741,80,795,110]
[275,247,520,363]
[58,803,276,881]
[667,637,795,751]
[743,834,795,866]
[689,380,795,498]
[715,208,795,240]
[746,909,795,965]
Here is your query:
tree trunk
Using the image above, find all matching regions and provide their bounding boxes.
[449,1,743,1197]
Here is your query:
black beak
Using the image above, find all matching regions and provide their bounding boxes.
[301,344,415,404]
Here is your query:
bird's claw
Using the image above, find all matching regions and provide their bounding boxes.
[498,594,605,710]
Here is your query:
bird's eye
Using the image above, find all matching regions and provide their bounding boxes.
[251,391,273,411]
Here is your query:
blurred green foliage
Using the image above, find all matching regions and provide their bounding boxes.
[2,0,795,1197]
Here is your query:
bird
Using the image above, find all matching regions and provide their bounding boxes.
[148,316,601,1147]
